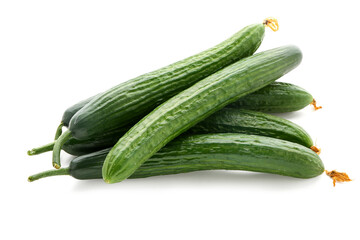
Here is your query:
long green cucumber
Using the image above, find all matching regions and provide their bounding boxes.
[188,108,313,147]
[28,134,324,182]
[28,108,314,156]
[102,45,303,183]
[32,81,316,157]
[227,82,314,112]
[52,20,277,169]
[49,81,315,152]
[59,21,268,140]
[55,81,314,137]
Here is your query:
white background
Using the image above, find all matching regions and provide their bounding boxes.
[1,0,359,239]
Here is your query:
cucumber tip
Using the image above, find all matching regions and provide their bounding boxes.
[53,163,61,169]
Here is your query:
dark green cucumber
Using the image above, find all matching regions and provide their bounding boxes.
[61,96,97,127]
[30,127,127,156]
[54,95,100,140]
[54,81,313,139]
[54,19,277,141]
[28,108,314,156]
[188,108,313,147]
[31,81,315,156]
[56,81,313,135]
[47,81,314,152]
[67,22,266,139]
[227,82,313,112]
[28,134,324,182]
[52,21,271,168]
[102,45,303,183]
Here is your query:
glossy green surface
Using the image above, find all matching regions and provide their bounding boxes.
[52,134,323,180]
[190,108,313,147]
[62,125,130,155]
[228,82,313,112]
[58,82,313,132]
[61,96,96,127]
[29,107,313,156]
[69,23,265,140]
[102,45,303,183]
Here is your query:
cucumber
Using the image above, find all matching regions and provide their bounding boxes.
[54,95,100,140]
[59,21,267,137]
[55,81,313,136]
[227,82,313,112]
[59,125,130,155]
[51,20,271,169]
[47,82,313,152]
[28,134,324,182]
[28,108,313,156]
[101,45,303,183]
[188,108,313,147]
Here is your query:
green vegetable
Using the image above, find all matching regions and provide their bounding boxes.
[31,82,315,156]
[28,134,324,182]
[71,22,265,140]
[189,108,313,147]
[102,45,303,183]
[53,81,314,141]
[28,108,314,156]
[227,82,313,112]
[54,95,100,140]
[52,20,268,169]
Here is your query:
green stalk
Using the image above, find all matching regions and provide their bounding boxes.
[54,122,64,140]
[27,142,55,156]
[52,130,72,169]
[28,168,70,182]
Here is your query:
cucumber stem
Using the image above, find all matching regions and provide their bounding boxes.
[27,142,55,156]
[54,122,64,140]
[325,170,352,187]
[263,17,279,32]
[310,99,322,111]
[52,130,72,169]
[28,168,70,182]
[310,145,321,155]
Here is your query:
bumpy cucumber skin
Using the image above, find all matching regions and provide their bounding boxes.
[102,45,303,183]
[69,24,265,140]
[44,107,314,156]
[54,82,314,156]
[60,82,313,130]
[62,125,130,155]
[61,96,96,127]
[228,82,313,112]
[57,108,312,156]
[70,134,324,180]
[189,108,313,147]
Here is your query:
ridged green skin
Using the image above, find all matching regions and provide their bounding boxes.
[227,82,313,112]
[103,45,303,183]
[61,95,100,127]
[34,108,313,156]
[68,134,324,180]
[69,24,265,140]
[189,108,313,147]
[54,95,103,140]
[62,125,131,155]
[59,82,313,130]
[47,81,314,155]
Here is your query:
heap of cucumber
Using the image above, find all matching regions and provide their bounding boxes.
[29,18,346,185]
